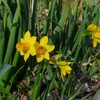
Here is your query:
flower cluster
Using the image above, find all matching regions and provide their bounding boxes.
[87,24,100,47]
[16,31,55,62]
[16,31,72,78]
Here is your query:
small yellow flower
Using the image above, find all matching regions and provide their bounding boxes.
[16,31,36,61]
[87,24,100,47]
[35,36,55,62]
[56,61,72,78]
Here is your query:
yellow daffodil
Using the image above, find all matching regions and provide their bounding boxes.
[87,24,100,47]
[49,54,72,78]
[16,31,36,61]
[56,61,72,78]
[35,36,55,62]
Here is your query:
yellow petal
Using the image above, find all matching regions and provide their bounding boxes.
[93,32,100,39]
[29,46,36,56]
[60,66,72,78]
[16,42,23,52]
[35,41,39,48]
[45,45,55,52]
[97,26,100,31]
[24,31,31,40]
[67,70,71,74]
[40,36,48,46]
[66,62,71,65]
[20,51,24,55]
[21,38,25,42]
[87,24,97,31]
[96,39,100,43]
[93,39,97,47]
[65,66,72,74]
[36,54,43,62]
[24,52,30,62]
[43,52,49,60]
[93,38,100,43]
[61,67,66,76]
[60,67,67,78]
[30,36,37,45]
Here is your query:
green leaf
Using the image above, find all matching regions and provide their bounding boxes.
[10,95,20,100]
[46,65,59,88]
[53,0,70,36]
[43,0,57,35]
[89,65,100,77]
[2,0,13,19]
[69,83,83,99]
[92,12,100,24]
[0,20,4,65]
[72,0,80,15]
[0,64,12,79]
[31,64,42,100]
[93,89,100,100]
[0,84,11,95]
[42,70,57,100]
[4,0,20,63]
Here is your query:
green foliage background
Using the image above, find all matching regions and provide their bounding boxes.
[0,0,100,99]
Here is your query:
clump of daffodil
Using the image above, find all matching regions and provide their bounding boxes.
[16,31,36,61]
[50,54,72,79]
[87,24,100,47]
[35,36,55,62]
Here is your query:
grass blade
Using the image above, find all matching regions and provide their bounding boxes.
[4,0,20,63]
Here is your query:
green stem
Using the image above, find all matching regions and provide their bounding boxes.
[31,62,46,100]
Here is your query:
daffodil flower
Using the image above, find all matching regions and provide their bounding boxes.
[49,54,72,78]
[87,24,100,47]
[56,61,72,78]
[16,31,36,61]
[35,36,55,62]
